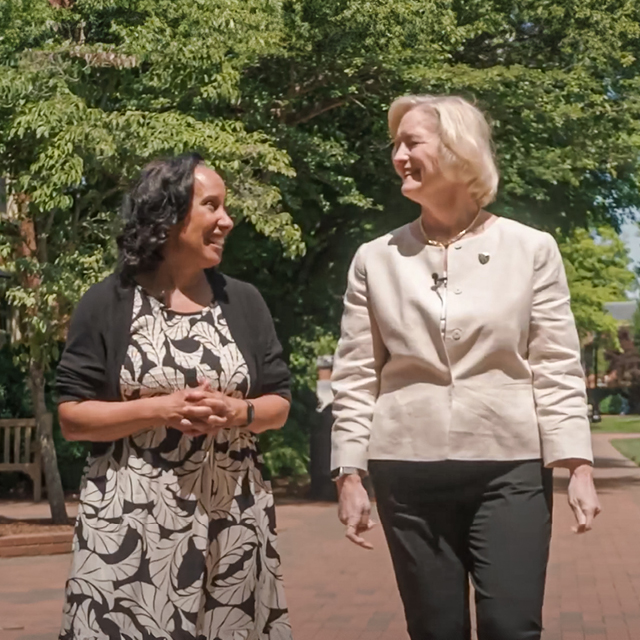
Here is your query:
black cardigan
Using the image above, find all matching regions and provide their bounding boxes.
[56,269,291,411]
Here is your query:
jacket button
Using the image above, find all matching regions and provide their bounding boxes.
[454,288,462,295]
[454,245,462,250]
[452,329,462,340]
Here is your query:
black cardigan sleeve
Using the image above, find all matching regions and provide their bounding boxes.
[251,287,291,400]
[228,278,291,401]
[56,280,108,404]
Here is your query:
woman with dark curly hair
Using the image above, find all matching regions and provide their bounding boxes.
[56,153,293,640]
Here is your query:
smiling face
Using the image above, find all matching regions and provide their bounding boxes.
[392,107,454,204]
[168,165,233,269]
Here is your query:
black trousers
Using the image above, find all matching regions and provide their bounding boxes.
[369,460,553,640]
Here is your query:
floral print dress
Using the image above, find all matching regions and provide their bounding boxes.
[59,287,292,640]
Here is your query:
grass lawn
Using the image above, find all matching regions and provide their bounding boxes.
[610,438,640,467]
[591,415,640,433]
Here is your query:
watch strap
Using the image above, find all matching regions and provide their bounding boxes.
[243,400,255,427]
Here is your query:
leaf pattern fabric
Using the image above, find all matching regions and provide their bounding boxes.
[59,288,292,640]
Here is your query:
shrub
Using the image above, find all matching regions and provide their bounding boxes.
[600,393,625,415]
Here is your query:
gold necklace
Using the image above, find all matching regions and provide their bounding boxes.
[419,209,483,247]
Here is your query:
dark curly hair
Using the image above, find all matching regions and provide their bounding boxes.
[117,152,204,281]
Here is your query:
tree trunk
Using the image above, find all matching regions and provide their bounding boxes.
[28,362,68,524]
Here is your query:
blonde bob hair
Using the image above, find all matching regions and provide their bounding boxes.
[388,95,499,207]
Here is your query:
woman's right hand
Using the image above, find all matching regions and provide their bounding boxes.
[337,474,375,550]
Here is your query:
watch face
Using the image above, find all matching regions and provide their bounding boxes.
[331,467,359,481]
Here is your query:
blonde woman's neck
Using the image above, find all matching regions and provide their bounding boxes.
[418,188,480,239]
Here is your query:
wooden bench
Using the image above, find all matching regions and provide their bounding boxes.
[0,418,42,501]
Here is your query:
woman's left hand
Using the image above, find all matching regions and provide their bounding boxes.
[566,462,601,533]
[203,392,247,429]
[179,382,289,437]
[181,385,247,435]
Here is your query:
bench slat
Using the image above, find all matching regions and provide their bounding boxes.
[14,428,21,464]
[0,419,37,428]
[24,427,32,463]
[3,428,9,464]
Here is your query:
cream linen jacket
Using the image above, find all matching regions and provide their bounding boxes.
[330,217,594,470]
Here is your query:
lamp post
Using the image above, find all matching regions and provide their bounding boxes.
[591,336,602,423]
[309,355,337,501]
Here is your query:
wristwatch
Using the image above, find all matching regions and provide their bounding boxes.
[243,400,255,427]
[331,466,367,482]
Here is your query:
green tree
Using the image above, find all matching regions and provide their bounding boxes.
[0,0,303,519]
[633,300,640,350]
[559,226,636,344]
[230,0,640,371]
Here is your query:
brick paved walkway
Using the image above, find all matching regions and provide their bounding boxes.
[1,433,640,640]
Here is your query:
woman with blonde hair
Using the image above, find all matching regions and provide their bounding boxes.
[330,95,600,640]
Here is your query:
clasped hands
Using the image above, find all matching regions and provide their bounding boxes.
[161,379,248,437]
